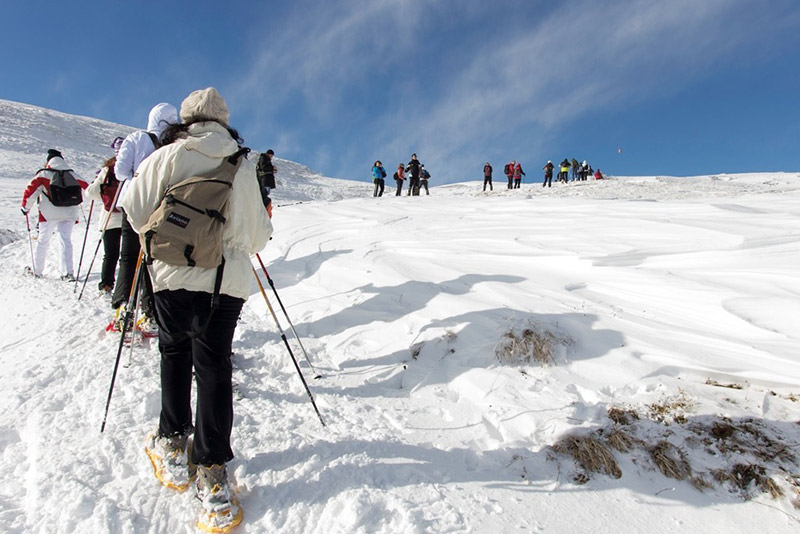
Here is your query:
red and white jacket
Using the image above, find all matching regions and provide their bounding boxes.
[21,157,88,223]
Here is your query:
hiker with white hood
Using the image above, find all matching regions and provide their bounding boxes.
[123,87,272,532]
[110,102,179,332]
[20,149,88,280]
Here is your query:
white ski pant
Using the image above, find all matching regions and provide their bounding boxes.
[34,219,75,277]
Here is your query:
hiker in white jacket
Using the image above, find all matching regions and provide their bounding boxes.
[124,88,271,528]
[110,102,179,327]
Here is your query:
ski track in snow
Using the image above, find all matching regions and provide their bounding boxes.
[1,100,800,533]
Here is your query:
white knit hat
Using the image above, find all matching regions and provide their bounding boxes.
[180,87,230,126]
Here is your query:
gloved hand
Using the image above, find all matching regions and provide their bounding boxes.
[20,206,29,215]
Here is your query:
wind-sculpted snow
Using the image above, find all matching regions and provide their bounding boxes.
[0,99,799,533]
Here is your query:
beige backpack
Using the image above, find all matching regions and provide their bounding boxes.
[141,148,249,270]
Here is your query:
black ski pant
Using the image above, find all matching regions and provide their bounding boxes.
[395,179,403,196]
[483,177,493,191]
[543,174,552,187]
[154,289,245,467]
[99,227,121,290]
[373,179,385,197]
[111,212,155,316]
[507,176,513,189]
[421,180,429,195]
[407,176,420,196]
[514,178,521,189]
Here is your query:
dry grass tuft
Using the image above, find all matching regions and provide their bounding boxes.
[705,378,743,390]
[649,441,691,480]
[713,463,783,499]
[608,406,639,426]
[553,434,622,480]
[497,323,572,366]
[605,427,637,452]
[690,474,715,492]
[710,421,736,441]
[647,391,693,425]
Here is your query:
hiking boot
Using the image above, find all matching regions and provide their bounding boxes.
[61,273,76,282]
[108,304,132,332]
[98,283,113,294]
[145,432,195,491]
[196,464,242,532]
[136,314,159,336]
[24,266,42,278]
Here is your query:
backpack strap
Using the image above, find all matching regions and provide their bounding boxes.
[146,132,160,150]
[186,148,249,338]
[188,257,226,338]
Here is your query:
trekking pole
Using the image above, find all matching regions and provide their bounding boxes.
[74,200,94,292]
[23,211,36,273]
[78,185,121,300]
[100,251,144,433]
[124,259,145,369]
[254,253,317,373]
[252,266,326,427]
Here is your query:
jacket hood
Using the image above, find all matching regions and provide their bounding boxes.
[181,121,239,159]
[45,157,70,171]
[147,103,179,135]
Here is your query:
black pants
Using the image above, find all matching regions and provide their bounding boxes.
[420,180,429,195]
[543,174,552,187]
[373,179,384,197]
[483,177,492,191]
[507,176,513,189]
[407,176,420,196]
[514,178,521,189]
[100,227,121,290]
[111,212,154,316]
[154,289,245,467]
[395,179,403,196]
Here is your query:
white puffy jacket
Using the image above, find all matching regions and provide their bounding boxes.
[115,103,179,203]
[121,121,273,301]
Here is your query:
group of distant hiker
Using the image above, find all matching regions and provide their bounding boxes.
[482,158,604,190]
[18,88,276,531]
[371,153,431,197]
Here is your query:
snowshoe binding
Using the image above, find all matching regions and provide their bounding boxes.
[195,464,243,533]
[144,432,195,492]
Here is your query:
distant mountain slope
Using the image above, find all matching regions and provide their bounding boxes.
[0,98,135,180]
[0,98,366,202]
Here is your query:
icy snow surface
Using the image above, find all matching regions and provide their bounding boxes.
[1,99,799,533]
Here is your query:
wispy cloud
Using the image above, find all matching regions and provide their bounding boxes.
[232,0,800,180]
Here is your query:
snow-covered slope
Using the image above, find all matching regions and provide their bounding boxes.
[1,100,800,533]
[0,98,367,205]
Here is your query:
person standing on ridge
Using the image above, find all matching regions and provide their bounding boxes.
[21,149,88,280]
[570,158,579,181]
[256,149,277,208]
[110,102,179,332]
[542,160,554,188]
[513,161,525,189]
[393,164,405,196]
[504,160,515,189]
[483,162,493,191]
[372,160,386,197]
[559,158,570,183]
[406,153,422,196]
[420,165,431,195]
[125,88,272,532]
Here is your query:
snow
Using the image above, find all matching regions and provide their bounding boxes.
[1,99,799,533]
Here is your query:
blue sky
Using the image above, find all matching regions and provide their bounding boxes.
[2,0,799,183]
